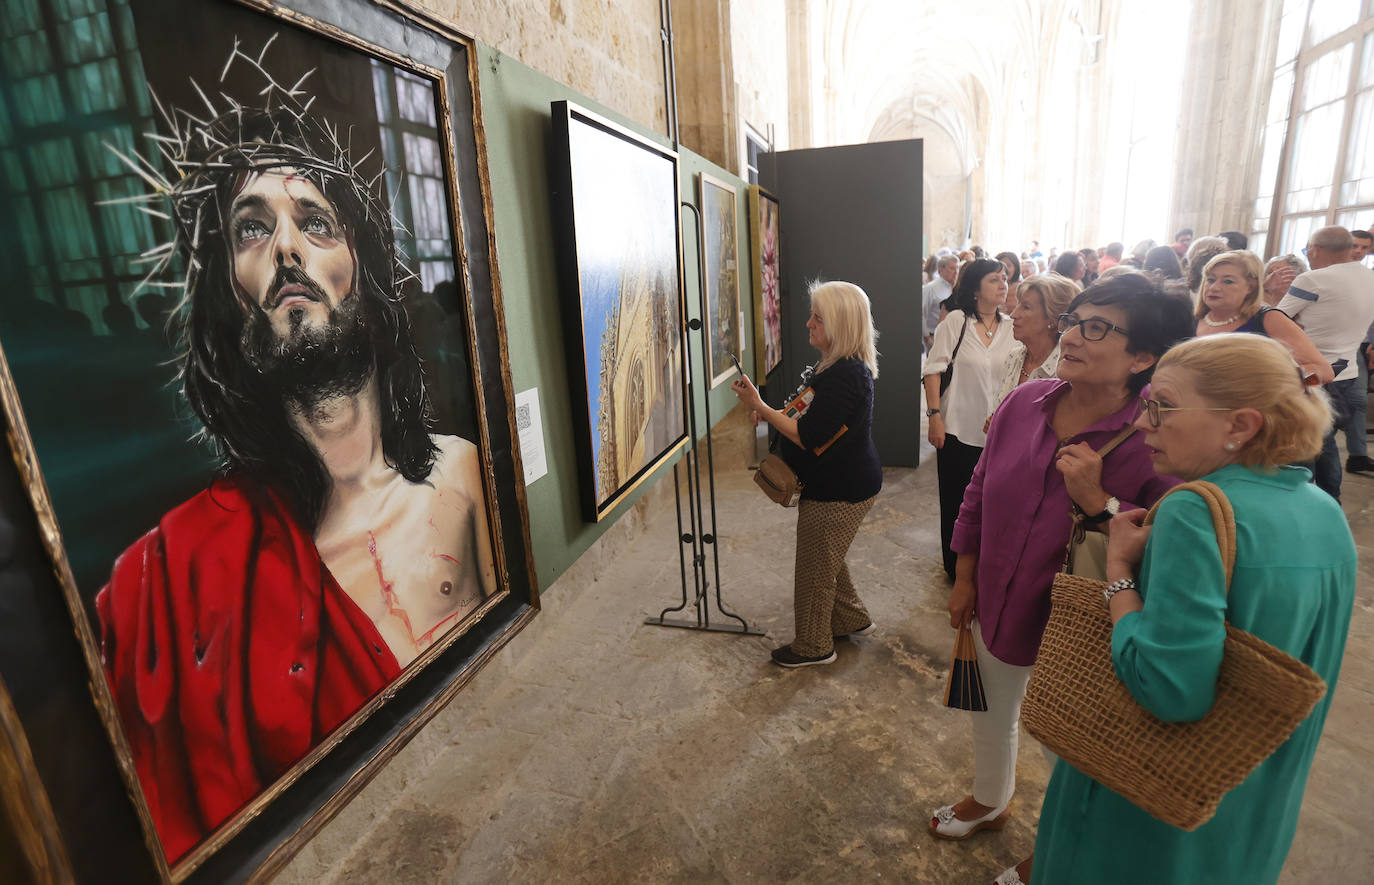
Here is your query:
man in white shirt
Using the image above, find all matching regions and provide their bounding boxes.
[923,254,958,349]
[1277,226,1374,500]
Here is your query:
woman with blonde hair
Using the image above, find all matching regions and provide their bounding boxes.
[1194,251,1332,385]
[732,281,882,667]
[1032,333,1355,883]
[993,273,1078,411]
[1185,235,1230,298]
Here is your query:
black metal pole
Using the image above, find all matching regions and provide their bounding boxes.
[645,200,761,636]
[655,460,692,622]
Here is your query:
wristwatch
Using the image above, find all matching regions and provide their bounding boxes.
[1083,496,1120,525]
[926,407,941,417]
[1103,577,1137,605]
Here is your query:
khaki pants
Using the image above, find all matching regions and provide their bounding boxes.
[790,496,876,656]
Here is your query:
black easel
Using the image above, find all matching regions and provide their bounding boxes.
[643,201,763,637]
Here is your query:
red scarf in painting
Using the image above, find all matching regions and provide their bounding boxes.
[95,476,401,864]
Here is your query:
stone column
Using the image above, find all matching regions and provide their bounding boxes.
[671,0,739,171]
[785,0,813,150]
[1168,0,1284,239]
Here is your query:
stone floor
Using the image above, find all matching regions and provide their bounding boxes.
[277,449,1374,884]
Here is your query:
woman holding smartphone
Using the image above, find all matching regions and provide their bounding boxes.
[732,281,882,668]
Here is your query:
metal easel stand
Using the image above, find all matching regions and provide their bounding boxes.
[644,200,764,636]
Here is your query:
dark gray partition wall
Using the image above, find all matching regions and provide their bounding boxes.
[759,140,923,467]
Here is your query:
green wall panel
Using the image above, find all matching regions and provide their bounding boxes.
[475,46,754,591]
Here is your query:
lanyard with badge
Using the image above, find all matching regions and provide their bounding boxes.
[782,364,848,455]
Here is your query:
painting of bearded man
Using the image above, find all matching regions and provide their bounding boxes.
[91,70,497,861]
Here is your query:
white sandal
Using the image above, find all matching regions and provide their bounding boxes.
[929,801,1010,840]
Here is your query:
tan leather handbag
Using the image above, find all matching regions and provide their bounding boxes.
[754,453,802,507]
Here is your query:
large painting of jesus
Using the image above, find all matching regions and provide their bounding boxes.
[0,0,534,877]
[550,101,689,522]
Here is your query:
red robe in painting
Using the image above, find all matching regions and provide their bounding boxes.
[95,476,402,864]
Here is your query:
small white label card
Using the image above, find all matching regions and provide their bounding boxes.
[513,387,548,485]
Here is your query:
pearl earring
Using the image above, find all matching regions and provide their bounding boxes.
[1225,442,1236,451]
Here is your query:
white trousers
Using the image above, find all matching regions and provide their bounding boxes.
[969,619,1034,809]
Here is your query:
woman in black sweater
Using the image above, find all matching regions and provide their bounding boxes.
[732,281,882,667]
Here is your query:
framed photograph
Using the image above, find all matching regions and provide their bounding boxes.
[699,172,742,388]
[748,186,783,378]
[549,100,690,522]
[0,0,536,879]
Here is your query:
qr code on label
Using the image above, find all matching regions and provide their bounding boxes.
[516,403,532,432]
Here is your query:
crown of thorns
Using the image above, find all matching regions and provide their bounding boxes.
[102,34,417,300]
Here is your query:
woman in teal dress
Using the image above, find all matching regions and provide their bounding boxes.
[1031,333,1356,884]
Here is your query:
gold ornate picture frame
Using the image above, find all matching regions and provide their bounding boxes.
[699,172,742,390]
[0,0,536,879]
[748,185,783,379]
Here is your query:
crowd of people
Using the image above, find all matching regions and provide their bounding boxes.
[731,220,1372,884]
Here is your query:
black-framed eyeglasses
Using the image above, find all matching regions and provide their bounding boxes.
[1141,398,1233,428]
[1057,313,1130,341]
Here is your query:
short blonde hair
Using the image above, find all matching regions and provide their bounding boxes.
[810,280,879,379]
[1195,251,1264,321]
[1156,334,1331,467]
[1018,272,1078,335]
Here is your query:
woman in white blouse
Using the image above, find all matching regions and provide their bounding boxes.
[923,258,1017,579]
[992,272,1079,413]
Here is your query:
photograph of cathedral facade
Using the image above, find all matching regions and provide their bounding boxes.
[555,102,689,519]
[593,263,684,503]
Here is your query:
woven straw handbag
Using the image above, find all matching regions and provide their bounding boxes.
[1021,480,1328,831]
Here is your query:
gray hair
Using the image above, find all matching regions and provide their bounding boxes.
[1264,253,1308,276]
[936,254,960,270]
[1308,225,1353,252]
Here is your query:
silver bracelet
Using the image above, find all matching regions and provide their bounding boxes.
[1102,577,1137,605]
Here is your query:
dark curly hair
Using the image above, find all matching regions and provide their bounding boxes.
[947,258,1006,317]
[170,105,435,530]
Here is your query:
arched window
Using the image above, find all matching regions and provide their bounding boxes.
[1254,1,1374,257]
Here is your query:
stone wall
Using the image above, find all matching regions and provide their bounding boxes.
[1167,0,1284,245]
[421,0,670,135]
[730,0,790,168]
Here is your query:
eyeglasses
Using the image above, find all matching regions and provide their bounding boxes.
[1057,313,1130,341]
[1141,398,1233,428]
